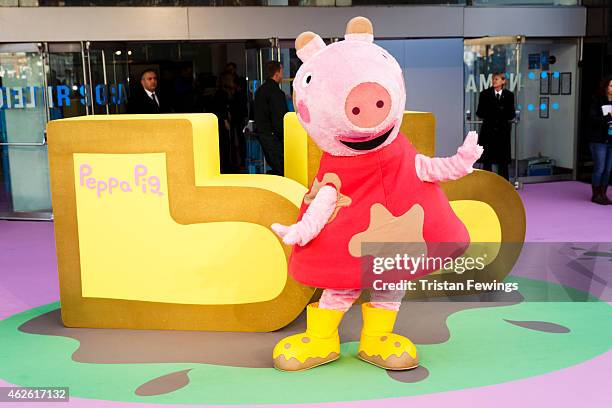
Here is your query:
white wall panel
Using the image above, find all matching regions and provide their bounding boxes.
[0,6,586,43]
[464,7,586,38]
[0,7,188,42]
[187,6,463,40]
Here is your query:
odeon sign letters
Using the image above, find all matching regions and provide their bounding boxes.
[0,83,128,109]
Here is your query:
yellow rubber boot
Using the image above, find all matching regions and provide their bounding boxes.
[358,302,419,370]
[273,302,344,372]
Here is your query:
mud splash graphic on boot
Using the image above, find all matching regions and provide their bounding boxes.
[274,352,340,371]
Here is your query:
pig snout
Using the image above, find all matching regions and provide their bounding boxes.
[344,82,391,128]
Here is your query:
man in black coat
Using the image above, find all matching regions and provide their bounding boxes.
[254,61,288,176]
[127,69,171,114]
[476,72,516,180]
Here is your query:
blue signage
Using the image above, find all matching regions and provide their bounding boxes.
[0,84,128,109]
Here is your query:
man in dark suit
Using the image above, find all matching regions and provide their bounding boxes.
[254,61,288,176]
[127,69,171,114]
[476,72,516,180]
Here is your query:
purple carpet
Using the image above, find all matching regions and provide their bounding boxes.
[513,181,612,302]
[519,181,612,242]
[0,220,58,321]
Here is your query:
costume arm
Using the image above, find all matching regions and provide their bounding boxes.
[415,131,483,183]
[271,185,337,246]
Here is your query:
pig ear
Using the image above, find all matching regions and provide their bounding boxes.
[345,16,374,43]
[296,31,326,63]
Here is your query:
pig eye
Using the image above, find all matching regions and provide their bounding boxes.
[302,73,313,87]
[381,53,388,59]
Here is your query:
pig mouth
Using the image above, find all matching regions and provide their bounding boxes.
[338,124,395,151]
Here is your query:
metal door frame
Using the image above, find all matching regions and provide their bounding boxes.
[0,42,54,220]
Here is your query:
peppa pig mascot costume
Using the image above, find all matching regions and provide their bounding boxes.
[271,17,483,372]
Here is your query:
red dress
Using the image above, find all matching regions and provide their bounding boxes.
[289,134,470,289]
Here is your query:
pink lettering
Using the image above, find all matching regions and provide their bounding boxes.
[108,177,119,194]
[134,165,147,185]
[77,163,164,198]
[149,176,162,196]
[97,180,107,198]
[80,164,92,186]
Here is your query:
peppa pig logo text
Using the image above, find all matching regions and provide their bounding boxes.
[79,163,164,198]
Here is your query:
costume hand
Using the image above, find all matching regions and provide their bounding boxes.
[271,186,337,246]
[457,131,484,165]
[271,223,308,246]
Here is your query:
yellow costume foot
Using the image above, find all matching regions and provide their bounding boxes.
[273,302,344,372]
[358,303,419,370]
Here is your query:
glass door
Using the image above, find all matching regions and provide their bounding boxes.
[244,39,281,174]
[464,36,523,186]
[245,39,280,119]
[0,41,133,220]
[278,39,300,112]
[87,42,130,115]
[245,39,298,123]
[47,42,88,120]
[47,42,130,119]
[0,43,52,219]
[515,39,578,183]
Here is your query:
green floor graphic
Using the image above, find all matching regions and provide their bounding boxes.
[1,277,611,405]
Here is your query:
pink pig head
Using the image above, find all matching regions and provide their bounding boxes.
[293,17,406,157]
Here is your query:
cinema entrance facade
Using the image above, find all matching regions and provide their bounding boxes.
[0,6,585,219]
